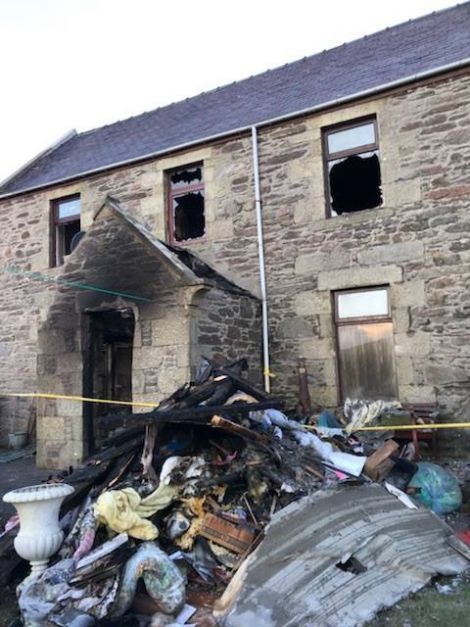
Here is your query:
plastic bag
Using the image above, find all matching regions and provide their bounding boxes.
[408,462,462,515]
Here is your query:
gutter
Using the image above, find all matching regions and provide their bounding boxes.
[251,126,271,393]
[1,58,469,200]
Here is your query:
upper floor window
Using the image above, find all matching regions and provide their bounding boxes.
[167,164,205,243]
[51,194,81,266]
[323,118,382,217]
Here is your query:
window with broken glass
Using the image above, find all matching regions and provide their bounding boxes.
[334,287,397,401]
[324,118,382,217]
[51,195,81,266]
[167,164,205,243]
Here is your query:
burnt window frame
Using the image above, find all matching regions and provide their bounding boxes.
[333,286,397,401]
[322,116,381,218]
[166,162,205,245]
[50,194,81,267]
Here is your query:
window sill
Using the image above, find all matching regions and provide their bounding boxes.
[168,235,207,248]
[315,206,394,231]
[48,254,71,271]
[45,265,64,275]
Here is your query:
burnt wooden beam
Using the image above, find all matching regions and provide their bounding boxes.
[91,435,145,463]
[209,416,282,463]
[97,425,145,447]
[211,415,269,443]
[99,400,282,426]
[168,376,235,409]
[215,368,272,401]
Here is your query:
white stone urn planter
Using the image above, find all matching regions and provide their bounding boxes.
[3,483,74,576]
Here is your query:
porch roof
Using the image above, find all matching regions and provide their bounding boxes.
[53,196,255,306]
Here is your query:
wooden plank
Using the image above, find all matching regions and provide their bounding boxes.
[364,440,399,481]
[199,513,255,554]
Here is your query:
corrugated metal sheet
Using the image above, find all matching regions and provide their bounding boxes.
[219,484,469,627]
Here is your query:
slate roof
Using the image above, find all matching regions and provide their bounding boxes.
[1,3,469,197]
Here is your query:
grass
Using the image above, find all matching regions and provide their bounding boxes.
[368,572,470,626]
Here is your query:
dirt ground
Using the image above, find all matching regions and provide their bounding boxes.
[1,454,469,626]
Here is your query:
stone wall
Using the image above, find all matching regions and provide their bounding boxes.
[14,196,262,467]
[35,280,261,468]
[35,287,194,469]
[0,70,469,455]
[189,287,262,385]
[0,190,55,444]
[197,74,470,430]
[256,73,470,430]
[0,151,212,447]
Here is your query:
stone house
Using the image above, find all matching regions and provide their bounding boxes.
[0,4,469,467]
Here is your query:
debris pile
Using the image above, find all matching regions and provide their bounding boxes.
[1,358,469,626]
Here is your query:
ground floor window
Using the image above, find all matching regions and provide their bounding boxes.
[334,287,397,400]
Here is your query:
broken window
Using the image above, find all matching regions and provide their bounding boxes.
[334,287,397,401]
[167,164,205,243]
[51,195,81,266]
[324,118,382,217]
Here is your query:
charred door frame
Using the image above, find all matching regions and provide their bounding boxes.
[82,308,135,454]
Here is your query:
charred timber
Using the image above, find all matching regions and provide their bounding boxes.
[99,400,282,426]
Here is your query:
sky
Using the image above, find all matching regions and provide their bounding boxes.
[0,0,461,183]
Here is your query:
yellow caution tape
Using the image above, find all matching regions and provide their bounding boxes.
[356,422,470,432]
[304,422,470,432]
[4,392,469,431]
[1,392,159,409]
[263,368,276,378]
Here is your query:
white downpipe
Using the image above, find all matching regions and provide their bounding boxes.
[251,126,271,393]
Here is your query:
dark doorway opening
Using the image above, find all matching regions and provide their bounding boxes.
[83,309,134,452]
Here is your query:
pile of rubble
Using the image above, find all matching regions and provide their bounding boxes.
[2,358,469,626]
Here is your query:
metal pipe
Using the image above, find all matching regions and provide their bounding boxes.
[1,59,468,200]
[251,125,271,393]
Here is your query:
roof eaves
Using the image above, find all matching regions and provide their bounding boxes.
[1,57,469,201]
